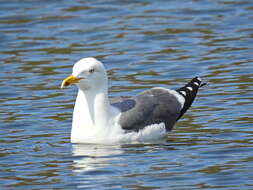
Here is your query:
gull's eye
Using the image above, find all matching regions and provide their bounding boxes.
[89,68,95,74]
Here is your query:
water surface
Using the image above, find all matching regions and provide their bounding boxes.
[1,0,253,189]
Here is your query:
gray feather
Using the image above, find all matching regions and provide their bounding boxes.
[111,88,183,132]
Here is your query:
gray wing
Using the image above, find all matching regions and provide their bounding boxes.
[111,77,206,132]
[111,88,183,132]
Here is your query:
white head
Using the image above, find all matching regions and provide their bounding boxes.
[61,57,108,92]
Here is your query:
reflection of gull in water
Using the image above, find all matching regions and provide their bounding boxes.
[72,144,123,173]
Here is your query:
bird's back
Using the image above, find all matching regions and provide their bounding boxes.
[111,77,206,132]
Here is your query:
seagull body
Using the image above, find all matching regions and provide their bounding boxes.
[61,57,205,143]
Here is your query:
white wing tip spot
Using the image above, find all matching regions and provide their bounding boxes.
[187,87,193,91]
[180,91,186,96]
[196,77,201,81]
[194,82,199,86]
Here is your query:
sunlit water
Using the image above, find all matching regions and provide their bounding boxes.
[1,0,253,189]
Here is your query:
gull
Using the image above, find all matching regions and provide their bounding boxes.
[61,57,205,143]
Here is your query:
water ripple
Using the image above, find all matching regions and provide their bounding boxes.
[0,0,253,189]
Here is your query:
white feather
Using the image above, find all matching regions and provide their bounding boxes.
[69,58,169,144]
[187,87,193,91]
[194,82,199,86]
[180,91,186,96]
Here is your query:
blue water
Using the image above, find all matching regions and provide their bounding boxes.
[1,0,253,189]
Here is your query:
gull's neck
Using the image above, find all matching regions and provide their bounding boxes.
[71,87,117,143]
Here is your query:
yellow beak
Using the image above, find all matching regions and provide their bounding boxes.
[61,75,82,88]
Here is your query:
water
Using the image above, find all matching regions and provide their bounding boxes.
[1,0,253,189]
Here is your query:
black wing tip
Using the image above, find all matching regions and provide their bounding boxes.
[176,76,206,96]
[193,76,207,87]
[200,82,207,87]
[176,76,206,121]
[192,76,206,85]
